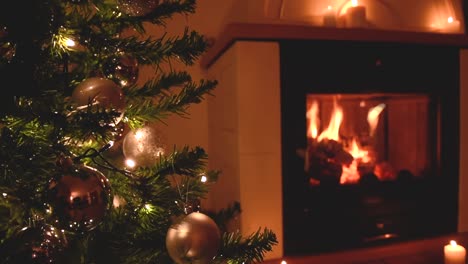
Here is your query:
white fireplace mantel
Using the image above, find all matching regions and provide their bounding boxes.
[202,23,468,261]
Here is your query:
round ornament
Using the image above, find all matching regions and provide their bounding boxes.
[166,212,221,264]
[118,0,159,16]
[103,54,139,87]
[122,125,166,167]
[71,77,125,112]
[48,160,112,233]
[3,224,68,263]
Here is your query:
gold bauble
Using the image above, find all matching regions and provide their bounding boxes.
[71,77,125,111]
[122,125,166,167]
[166,212,221,264]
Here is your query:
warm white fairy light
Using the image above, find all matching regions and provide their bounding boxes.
[281,261,287,264]
[64,38,76,47]
[448,16,454,23]
[200,175,207,183]
[125,159,136,168]
[2,193,6,198]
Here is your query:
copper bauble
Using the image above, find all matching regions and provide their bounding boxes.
[4,224,68,263]
[118,0,159,16]
[48,163,112,233]
[71,77,125,111]
[122,125,166,167]
[166,212,221,264]
[104,54,139,87]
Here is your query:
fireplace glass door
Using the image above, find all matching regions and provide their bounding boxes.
[280,40,460,255]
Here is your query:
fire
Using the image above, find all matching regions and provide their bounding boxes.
[307,100,319,138]
[306,98,385,184]
[317,101,343,142]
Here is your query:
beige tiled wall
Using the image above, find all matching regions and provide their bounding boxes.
[206,41,283,260]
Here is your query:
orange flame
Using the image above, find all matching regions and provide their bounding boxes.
[317,101,343,142]
[367,103,386,136]
[307,100,319,139]
[306,99,385,184]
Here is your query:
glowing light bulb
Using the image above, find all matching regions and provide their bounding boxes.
[64,38,76,47]
[448,16,454,23]
[351,0,358,7]
[327,5,332,10]
[200,175,207,183]
[125,159,136,168]
[281,261,287,264]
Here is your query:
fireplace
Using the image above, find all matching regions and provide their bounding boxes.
[280,40,459,255]
[202,23,468,260]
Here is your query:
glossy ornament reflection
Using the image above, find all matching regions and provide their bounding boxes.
[48,160,112,233]
[122,125,166,167]
[166,212,221,264]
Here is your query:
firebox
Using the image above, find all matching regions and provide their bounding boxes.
[280,40,460,255]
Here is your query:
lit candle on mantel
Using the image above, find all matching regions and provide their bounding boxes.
[345,0,367,28]
[445,16,461,33]
[444,240,466,264]
[323,5,337,27]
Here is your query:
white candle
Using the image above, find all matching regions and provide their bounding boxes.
[345,0,367,28]
[444,240,466,264]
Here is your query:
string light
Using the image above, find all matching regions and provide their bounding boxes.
[125,159,136,168]
[200,175,207,183]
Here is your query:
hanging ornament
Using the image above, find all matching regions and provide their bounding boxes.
[0,26,16,63]
[118,0,159,16]
[72,77,125,111]
[3,223,68,263]
[122,125,167,167]
[166,212,221,264]
[103,53,139,87]
[71,77,126,125]
[47,157,112,233]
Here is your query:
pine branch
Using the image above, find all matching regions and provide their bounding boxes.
[215,228,278,264]
[137,146,208,178]
[88,0,197,33]
[125,79,217,126]
[125,71,192,98]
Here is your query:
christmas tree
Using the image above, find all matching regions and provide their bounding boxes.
[0,0,277,263]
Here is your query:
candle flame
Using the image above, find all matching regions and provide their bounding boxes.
[351,0,358,7]
[448,16,454,24]
[450,240,458,246]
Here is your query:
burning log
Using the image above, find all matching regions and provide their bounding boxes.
[305,138,354,186]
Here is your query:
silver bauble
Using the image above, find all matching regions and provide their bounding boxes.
[166,212,221,264]
[48,161,112,233]
[122,125,166,167]
[118,0,159,16]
